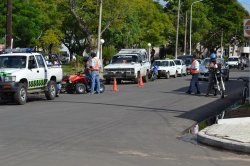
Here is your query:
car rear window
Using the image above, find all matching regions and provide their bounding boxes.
[228,58,238,61]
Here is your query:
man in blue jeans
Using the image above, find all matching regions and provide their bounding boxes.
[186,54,200,95]
[89,52,101,94]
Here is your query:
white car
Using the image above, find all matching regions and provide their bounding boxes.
[174,59,187,76]
[153,59,177,79]
[227,56,239,68]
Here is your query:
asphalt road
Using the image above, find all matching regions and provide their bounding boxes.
[0,68,249,166]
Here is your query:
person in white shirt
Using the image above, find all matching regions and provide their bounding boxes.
[186,54,200,95]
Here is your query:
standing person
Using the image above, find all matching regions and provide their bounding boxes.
[89,52,101,94]
[83,56,91,91]
[205,53,218,96]
[186,54,200,94]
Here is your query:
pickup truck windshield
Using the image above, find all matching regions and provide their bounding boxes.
[111,55,138,64]
[0,56,27,68]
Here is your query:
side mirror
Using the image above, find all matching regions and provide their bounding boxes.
[106,61,110,65]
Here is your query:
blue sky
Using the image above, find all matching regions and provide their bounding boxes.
[238,0,250,13]
[158,0,250,13]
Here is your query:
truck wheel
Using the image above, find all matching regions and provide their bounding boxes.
[100,83,105,93]
[76,83,86,94]
[45,80,56,100]
[14,83,27,105]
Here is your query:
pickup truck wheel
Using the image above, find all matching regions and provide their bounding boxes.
[76,83,86,94]
[45,81,56,100]
[14,83,27,105]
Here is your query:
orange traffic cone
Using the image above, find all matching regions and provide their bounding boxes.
[138,73,144,88]
[113,77,118,92]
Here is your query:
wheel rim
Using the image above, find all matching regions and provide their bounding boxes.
[78,85,84,93]
[51,84,56,96]
[20,87,26,101]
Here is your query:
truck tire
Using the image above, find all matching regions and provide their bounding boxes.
[76,83,86,94]
[14,83,27,105]
[45,80,56,100]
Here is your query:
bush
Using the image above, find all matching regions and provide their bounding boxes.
[102,45,117,65]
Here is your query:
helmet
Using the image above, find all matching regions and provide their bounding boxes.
[210,53,217,59]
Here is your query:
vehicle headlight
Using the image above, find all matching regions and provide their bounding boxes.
[103,69,108,75]
[4,76,16,82]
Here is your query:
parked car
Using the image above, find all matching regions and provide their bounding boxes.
[153,59,177,79]
[199,58,229,81]
[174,59,187,76]
[177,55,193,74]
[227,56,239,68]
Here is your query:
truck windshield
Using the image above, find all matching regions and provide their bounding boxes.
[111,55,138,64]
[0,56,27,68]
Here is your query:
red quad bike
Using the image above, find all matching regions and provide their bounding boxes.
[62,72,105,94]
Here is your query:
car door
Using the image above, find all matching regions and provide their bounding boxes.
[170,61,175,75]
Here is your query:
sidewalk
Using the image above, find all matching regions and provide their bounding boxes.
[197,116,250,154]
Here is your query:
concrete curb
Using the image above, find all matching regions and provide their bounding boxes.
[197,126,250,154]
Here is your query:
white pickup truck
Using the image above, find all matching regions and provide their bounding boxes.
[0,49,63,104]
[103,49,151,84]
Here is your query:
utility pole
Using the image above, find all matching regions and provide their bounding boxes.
[6,0,13,48]
[97,0,103,59]
[184,11,187,55]
[175,0,181,59]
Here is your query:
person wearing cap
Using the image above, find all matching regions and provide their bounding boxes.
[186,54,200,95]
[89,52,101,94]
[205,53,219,96]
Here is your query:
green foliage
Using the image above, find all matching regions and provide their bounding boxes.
[0,0,248,58]
[102,45,117,65]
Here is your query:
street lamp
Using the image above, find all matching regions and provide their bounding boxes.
[148,43,151,61]
[97,0,103,59]
[100,39,105,72]
[189,0,203,55]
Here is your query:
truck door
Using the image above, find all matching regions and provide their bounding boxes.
[27,55,46,89]
[35,54,47,87]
